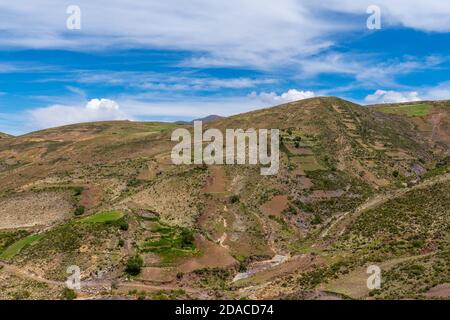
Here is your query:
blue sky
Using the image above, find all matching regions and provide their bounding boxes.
[1,1,450,135]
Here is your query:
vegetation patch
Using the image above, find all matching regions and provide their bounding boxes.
[0,233,44,261]
[377,104,432,117]
[78,211,124,224]
[0,230,30,254]
[140,218,197,265]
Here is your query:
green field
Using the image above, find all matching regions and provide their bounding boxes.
[0,233,44,261]
[79,211,124,223]
[377,104,432,117]
[140,219,197,264]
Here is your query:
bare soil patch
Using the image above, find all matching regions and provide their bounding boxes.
[178,235,237,273]
[203,166,226,193]
[138,267,175,283]
[426,283,450,298]
[80,186,103,209]
[260,195,288,217]
[0,191,73,230]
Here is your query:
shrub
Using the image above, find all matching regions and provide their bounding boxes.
[282,205,297,216]
[72,187,83,196]
[125,255,143,276]
[127,178,140,187]
[311,215,323,225]
[180,229,195,248]
[116,218,129,231]
[74,206,85,216]
[230,195,240,204]
[62,288,77,300]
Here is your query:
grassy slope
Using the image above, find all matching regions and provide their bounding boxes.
[79,211,124,223]
[312,180,450,299]
[0,234,44,261]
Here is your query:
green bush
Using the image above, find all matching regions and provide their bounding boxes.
[72,186,83,196]
[180,229,195,248]
[311,215,323,225]
[115,218,129,231]
[62,287,77,300]
[282,205,297,216]
[125,255,143,276]
[230,195,240,204]
[74,206,85,216]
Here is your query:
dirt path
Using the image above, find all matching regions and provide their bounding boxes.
[0,261,61,286]
[216,217,229,249]
[320,173,450,239]
[0,261,202,298]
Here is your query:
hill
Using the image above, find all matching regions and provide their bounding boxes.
[370,100,450,151]
[176,114,225,125]
[0,97,448,300]
[0,132,12,140]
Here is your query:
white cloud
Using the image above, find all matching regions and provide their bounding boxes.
[38,70,278,92]
[0,1,449,71]
[298,54,443,87]
[0,1,336,69]
[423,82,450,101]
[364,90,421,104]
[86,98,120,111]
[28,98,129,129]
[318,0,450,32]
[249,89,315,105]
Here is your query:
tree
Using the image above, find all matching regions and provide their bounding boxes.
[125,255,143,276]
[180,229,195,248]
[74,206,85,216]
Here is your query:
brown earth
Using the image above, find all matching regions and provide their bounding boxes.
[0,191,74,229]
[260,195,289,217]
[178,235,237,273]
[203,166,227,193]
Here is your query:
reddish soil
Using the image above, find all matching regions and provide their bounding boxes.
[203,166,226,193]
[80,186,103,209]
[426,283,450,298]
[138,267,175,283]
[178,235,237,273]
[260,195,288,217]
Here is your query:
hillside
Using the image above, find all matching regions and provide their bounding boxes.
[370,100,450,151]
[0,97,448,300]
[0,132,12,140]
